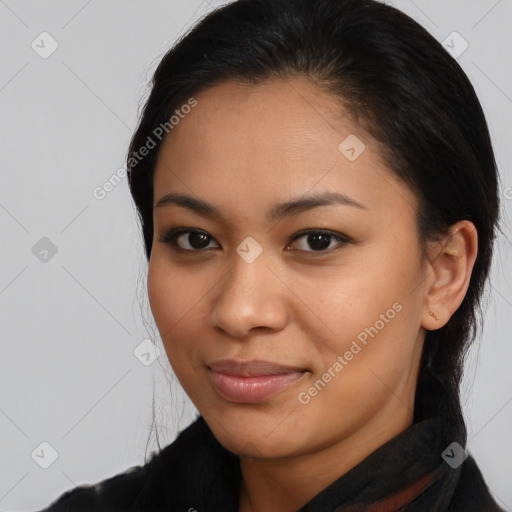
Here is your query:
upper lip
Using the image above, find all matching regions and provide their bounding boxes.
[207,359,306,377]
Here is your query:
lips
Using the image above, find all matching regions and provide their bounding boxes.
[206,359,308,403]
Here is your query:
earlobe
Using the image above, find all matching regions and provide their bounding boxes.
[421,220,478,331]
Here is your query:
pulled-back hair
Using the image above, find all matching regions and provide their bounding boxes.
[127,0,500,450]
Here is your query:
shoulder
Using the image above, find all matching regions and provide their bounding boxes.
[36,458,156,511]
[36,417,210,512]
[448,453,506,512]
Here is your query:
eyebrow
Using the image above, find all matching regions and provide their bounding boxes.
[155,191,367,222]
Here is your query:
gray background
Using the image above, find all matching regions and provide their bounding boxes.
[0,0,511,510]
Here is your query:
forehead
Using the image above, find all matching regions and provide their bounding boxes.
[157,76,353,166]
[152,77,416,220]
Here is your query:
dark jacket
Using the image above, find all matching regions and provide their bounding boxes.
[37,414,505,511]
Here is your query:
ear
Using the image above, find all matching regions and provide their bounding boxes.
[421,220,478,330]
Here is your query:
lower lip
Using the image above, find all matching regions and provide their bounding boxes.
[207,369,306,403]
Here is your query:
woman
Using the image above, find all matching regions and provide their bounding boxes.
[38,0,506,510]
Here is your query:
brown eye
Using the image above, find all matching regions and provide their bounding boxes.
[159,228,220,251]
[176,231,214,250]
[288,230,349,253]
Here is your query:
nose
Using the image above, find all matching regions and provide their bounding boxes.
[209,250,289,339]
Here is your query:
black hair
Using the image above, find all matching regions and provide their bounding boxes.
[126,0,500,456]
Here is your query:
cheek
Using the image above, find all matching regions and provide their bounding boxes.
[299,299,417,430]
[147,254,199,329]
[147,258,192,361]
[147,260,175,330]
[147,256,211,378]
[147,264,211,411]
[313,248,422,364]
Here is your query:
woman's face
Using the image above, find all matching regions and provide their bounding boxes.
[148,76,431,459]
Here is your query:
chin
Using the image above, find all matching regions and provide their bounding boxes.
[201,406,310,459]
[218,428,300,459]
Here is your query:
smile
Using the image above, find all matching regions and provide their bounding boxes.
[206,359,308,403]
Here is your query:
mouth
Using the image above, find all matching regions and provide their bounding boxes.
[206,359,309,403]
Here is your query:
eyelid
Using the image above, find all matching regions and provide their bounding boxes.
[286,229,350,253]
[158,225,351,253]
[158,226,220,250]
[288,228,350,243]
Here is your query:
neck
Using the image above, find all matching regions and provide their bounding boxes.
[238,399,415,512]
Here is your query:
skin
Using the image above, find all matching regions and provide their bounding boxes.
[147,76,478,512]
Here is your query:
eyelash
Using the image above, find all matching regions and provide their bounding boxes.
[157,224,351,255]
